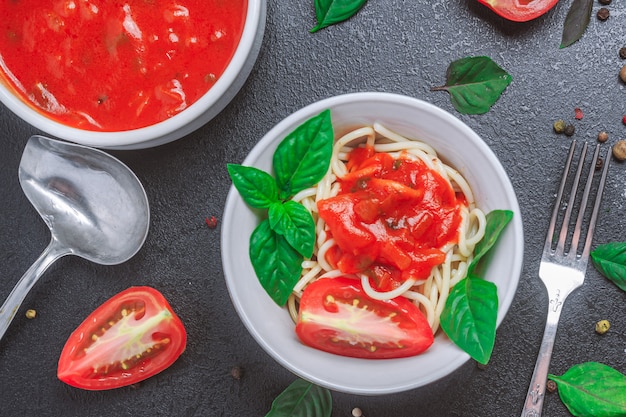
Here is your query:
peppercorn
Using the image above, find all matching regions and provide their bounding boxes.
[230,366,243,380]
[564,124,575,136]
[620,47,626,60]
[598,131,609,143]
[352,408,363,417]
[546,380,558,393]
[620,66,626,83]
[205,215,218,229]
[595,319,610,334]
[599,0,611,4]
[597,7,610,20]
[553,119,566,134]
[25,309,36,319]
[613,140,626,161]
[596,157,603,171]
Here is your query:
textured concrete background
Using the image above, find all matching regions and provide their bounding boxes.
[1,0,626,416]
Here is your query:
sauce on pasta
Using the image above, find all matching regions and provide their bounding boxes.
[318,147,465,293]
[0,0,247,131]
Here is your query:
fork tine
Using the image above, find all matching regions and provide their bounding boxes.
[556,142,588,254]
[581,145,611,259]
[544,141,577,253]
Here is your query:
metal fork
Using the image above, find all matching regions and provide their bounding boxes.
[520,140,611,417]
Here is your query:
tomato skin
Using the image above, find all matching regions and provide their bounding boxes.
[295,278,434,359]
[477,0,559,22]
[57,286,187,390]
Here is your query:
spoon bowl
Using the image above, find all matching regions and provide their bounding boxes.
[0,135,150,341]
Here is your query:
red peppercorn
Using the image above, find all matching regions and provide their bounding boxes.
[574,107,583,120]
[205,216,218,228]
[623,115,626,125]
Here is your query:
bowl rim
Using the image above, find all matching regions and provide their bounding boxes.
[0,0,265,147]
[221,92,524,394]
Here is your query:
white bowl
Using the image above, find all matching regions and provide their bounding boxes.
[221,92,524,395]
[0,1,266,150]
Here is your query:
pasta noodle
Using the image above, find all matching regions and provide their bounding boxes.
[288,123,487,334]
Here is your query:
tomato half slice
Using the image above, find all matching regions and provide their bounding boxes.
[477,0,559,22]
[295,278,434,359]
[57,286,187,390]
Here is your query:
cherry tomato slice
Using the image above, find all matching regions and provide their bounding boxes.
[477,0,559,22]
[57,286,187,390]
[295,278,434,359]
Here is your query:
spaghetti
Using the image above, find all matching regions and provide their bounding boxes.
[288,123,486,334]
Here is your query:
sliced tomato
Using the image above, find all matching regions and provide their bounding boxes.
[57,286,187,390]
[295,278,434,359]
[477,0,559,22]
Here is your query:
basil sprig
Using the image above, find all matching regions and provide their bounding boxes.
[549,362,626,416]
[591,241,626,292]
[310,0,368,33]
[265,379,332,417]
[227,110,334,306]
[440,209,513,365]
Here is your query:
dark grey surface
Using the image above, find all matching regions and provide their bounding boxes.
[1,1,626,416]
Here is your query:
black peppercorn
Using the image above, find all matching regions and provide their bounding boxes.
[620,47,626,60]
[595,157,603,171]
[547,380,558,393]
[597,7,610,20]
[564,124,575,136]
[599,0,611,4]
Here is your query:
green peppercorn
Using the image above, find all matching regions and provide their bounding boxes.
[553,119,566,134]
[564,124,575,136]
[597,7,610,20]
[613,140,626,161]
[25,309,36,319]
[598,131,609,143]
[595,319,610,334]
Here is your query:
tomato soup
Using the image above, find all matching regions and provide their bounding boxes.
[0,0,247,131]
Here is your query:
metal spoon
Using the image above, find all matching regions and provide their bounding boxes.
[0,135,150,341]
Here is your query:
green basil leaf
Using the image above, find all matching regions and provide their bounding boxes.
[440,277,498,365]
[431,56,512,115]
[266,379,332,417]
[560,0,594,49]
[227,163,280,209]
[273,109,334,199]
[548,362,626,416]
[269,201,316,259]
[467,210,513,278]
[250,219,303,306]
[591,241,626,292]
[310,0,368,33]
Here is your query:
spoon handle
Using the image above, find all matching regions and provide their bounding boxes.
[0,239,67,342]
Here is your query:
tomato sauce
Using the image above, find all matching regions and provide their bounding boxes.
[317,147,465,292]
[0,0,247,131]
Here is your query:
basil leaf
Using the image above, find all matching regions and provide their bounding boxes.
[266,379,332,417]
[467,210,513,278]
[310,0,368,33]
[440,277,498,365]
[591,241,626,292]
[560,0,593,49]
[548,362,626,416]
[431,56,512,115]
[250,219,303,306]
[273,109,334,199]
[269,201,316,258]
[227,164,279,209]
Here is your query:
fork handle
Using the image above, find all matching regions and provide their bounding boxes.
[520,304,563,417]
